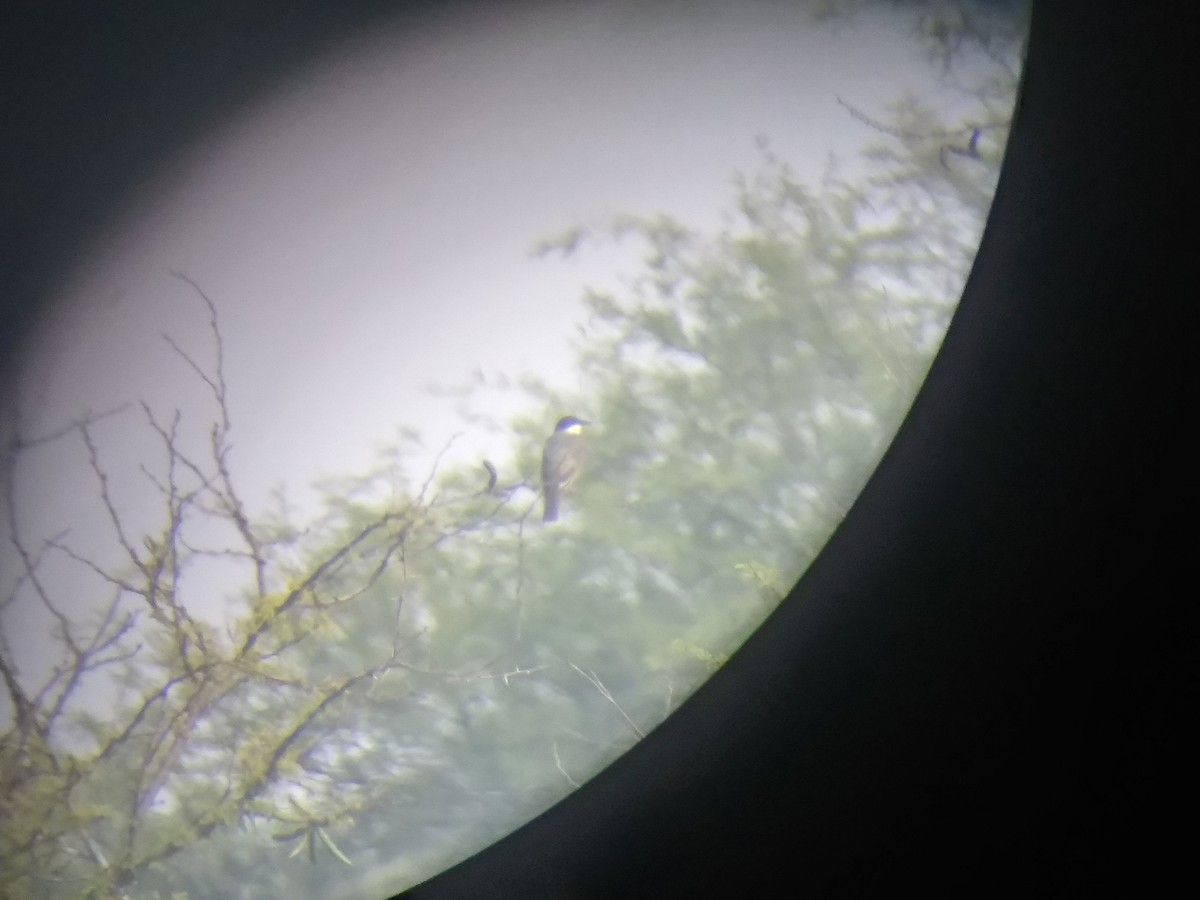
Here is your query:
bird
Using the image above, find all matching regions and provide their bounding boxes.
[541,415,589,522]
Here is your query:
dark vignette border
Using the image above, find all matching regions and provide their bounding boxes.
[0,3,1185,897]
[403,4,1184,896]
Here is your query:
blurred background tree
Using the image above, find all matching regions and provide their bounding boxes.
[0,2,1027,897]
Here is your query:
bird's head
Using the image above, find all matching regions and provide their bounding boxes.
[554,415,589,435]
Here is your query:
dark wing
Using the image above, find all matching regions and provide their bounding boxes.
[543,433,585,489]
[541,433,585,522]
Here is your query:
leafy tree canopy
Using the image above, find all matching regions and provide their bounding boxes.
[0,3,1026,896]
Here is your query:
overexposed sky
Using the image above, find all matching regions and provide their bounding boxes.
[5,0,975,672]
[14,1,941,502]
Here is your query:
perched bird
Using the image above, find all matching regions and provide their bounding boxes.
[541,416,589,522]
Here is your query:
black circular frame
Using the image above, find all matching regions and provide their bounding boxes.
[0,3,1182,896]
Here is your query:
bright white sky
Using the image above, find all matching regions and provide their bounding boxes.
[4,0,982,683]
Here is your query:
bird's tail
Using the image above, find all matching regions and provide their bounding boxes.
[543,488,560,522]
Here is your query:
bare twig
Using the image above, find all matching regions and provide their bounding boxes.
[0,271,550,891]
[10,404,134,450]
[168,270,230,433]
[837,95,1006,147]
[562,660,645,740]
[552,740,580,788]
[78,420,143,572]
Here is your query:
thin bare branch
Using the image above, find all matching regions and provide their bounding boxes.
[552,740,580,788]
[161,332,220,403]
[236,503,419,657]
[45,538,140,595]
[562,660,645,740]
[0,650,36,733]
[78,420,142,572]
[11,404,134,450]
[41,595,139,732]
[210,424,267,597]
[836,95,1006,143]
[168,269,230,433]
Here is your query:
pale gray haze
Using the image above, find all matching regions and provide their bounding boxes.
[16,1,947,508]
[7,0,987,694]
[1,1,1021,894]
[5,2,970,661]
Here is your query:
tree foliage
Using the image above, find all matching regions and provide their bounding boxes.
[0,5,1025,897]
